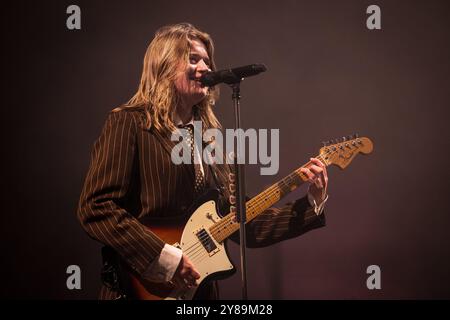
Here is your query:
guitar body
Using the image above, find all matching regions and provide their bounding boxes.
[125,189,236,300]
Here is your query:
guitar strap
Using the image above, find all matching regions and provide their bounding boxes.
[207,163,225,195]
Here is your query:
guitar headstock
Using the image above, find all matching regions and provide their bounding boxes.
[318,134,373,169]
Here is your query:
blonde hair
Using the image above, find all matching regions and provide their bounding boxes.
[114,23,221,132]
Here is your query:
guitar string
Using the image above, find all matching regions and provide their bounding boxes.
[191,142,361,264]
[183,167,305,257]
[183,152,332,257]
[183,143,355,261]
[209,142,355,236]
[182,149,336,258]
[183,156,325,258]
[189,162,320,263]
[208,152,330,235]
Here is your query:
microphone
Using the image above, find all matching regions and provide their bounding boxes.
[199,64,267,86]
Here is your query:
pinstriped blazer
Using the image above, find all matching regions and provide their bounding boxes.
[77,107,325,299]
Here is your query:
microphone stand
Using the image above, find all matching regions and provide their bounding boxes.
[229,81,248,300]
[204,64,266,300]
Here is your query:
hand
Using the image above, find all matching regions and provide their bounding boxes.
[300,157,328,204]
[171,254,200,289]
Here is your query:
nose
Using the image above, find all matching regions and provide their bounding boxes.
[197,59,210,73]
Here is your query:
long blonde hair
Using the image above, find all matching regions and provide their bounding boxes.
[114,23,221,132]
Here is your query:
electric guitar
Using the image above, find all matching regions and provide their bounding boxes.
[125,135,374,299]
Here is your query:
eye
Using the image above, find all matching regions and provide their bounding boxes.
[189,54,210,68]
[189,55,199,64]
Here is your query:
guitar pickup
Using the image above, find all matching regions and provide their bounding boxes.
[196,228,219,256]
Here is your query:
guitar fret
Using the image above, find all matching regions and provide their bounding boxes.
[210,156,320,243]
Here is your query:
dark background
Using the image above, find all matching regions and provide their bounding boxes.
[1,0,449,299]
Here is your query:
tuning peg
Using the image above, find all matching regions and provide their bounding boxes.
[322,141,327,147]
[354,133,359,138]
[342,136,347,142]
[347,135,353,140]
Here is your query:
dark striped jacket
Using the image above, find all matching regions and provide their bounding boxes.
[77,107,325,299]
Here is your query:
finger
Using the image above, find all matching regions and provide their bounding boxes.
[180,268,189,278]
[308,165,323,177]
[183,256,200,279]
[180,267,197,281]
[314,178,323,189]
[184,277,195,287]
[303,168,314,182]
[313,159,328,184]
[310,158,325,169]
[173,276,186,288]
[174,274,194,289]
[311,167,325,185]
[187,275,199,287]
[191,268,201,279]
[300,168,315,182]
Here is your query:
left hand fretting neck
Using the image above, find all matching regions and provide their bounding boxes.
[210,154,327,243]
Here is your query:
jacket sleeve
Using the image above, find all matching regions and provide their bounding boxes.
[77,111,165,276]
[243,195,326,248]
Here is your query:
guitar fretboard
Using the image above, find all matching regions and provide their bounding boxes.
[209,154,328,243]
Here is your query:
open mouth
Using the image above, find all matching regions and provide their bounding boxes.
[188,75,206,88]
[194,79,205,88]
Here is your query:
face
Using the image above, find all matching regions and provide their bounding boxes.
[174,39,211,107]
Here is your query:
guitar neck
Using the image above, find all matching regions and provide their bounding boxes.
[210,154,327,243]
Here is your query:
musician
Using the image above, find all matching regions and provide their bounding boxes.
[77,23,329,300]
